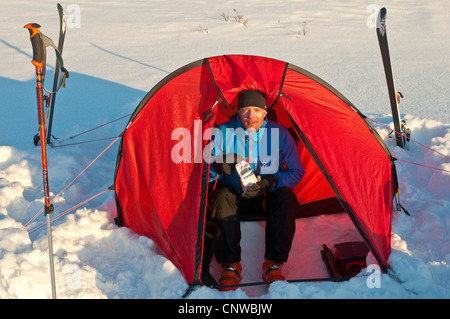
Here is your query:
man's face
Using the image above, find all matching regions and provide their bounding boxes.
[238,106,267,131]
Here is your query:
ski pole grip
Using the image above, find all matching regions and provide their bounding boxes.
[24,23,45,68]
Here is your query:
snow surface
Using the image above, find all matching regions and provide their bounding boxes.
[0,0,449,299]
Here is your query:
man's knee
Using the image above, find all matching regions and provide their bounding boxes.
[269,187,298,205]
[266,187,299,217]
[273,187,296,199]
[211,186,238,220]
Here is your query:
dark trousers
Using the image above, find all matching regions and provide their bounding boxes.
[210,186,298,264]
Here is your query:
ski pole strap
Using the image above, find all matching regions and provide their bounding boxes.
[41,33,69,92]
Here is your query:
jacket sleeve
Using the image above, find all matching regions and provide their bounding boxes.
[271,126,304,190]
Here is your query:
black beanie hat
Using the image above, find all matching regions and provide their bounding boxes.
[237,90,267,111]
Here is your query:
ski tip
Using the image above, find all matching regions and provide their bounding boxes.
[377,7,387,21]
[376,7,387,36]
[57,3,64,14]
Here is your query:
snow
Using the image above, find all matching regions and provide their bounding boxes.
[1,0,449,300]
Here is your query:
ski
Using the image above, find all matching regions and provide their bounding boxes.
[45,3,67,145]
[376,7,404,148]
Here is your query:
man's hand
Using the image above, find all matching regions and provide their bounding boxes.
[212,153,244,175]
[241,175,276,198]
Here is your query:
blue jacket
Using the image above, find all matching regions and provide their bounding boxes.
[208,116,304,194]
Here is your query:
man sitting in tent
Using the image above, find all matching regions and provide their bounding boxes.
[208,90,305,291]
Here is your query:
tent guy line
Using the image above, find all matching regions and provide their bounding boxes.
[367,117,450,160]
[22,136,120,230]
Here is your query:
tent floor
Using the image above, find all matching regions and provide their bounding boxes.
[208,212,365,296]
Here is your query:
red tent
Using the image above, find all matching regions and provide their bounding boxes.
[114,55,397,286]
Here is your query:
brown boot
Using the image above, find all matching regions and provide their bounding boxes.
[219,262,242,291]
[262,259,285,283]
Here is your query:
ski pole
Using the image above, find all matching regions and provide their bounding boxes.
[24,23,57,299]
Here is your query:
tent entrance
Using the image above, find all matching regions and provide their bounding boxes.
[206,213,365,296]
[211,96,347,221]
[203,97,369,290]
